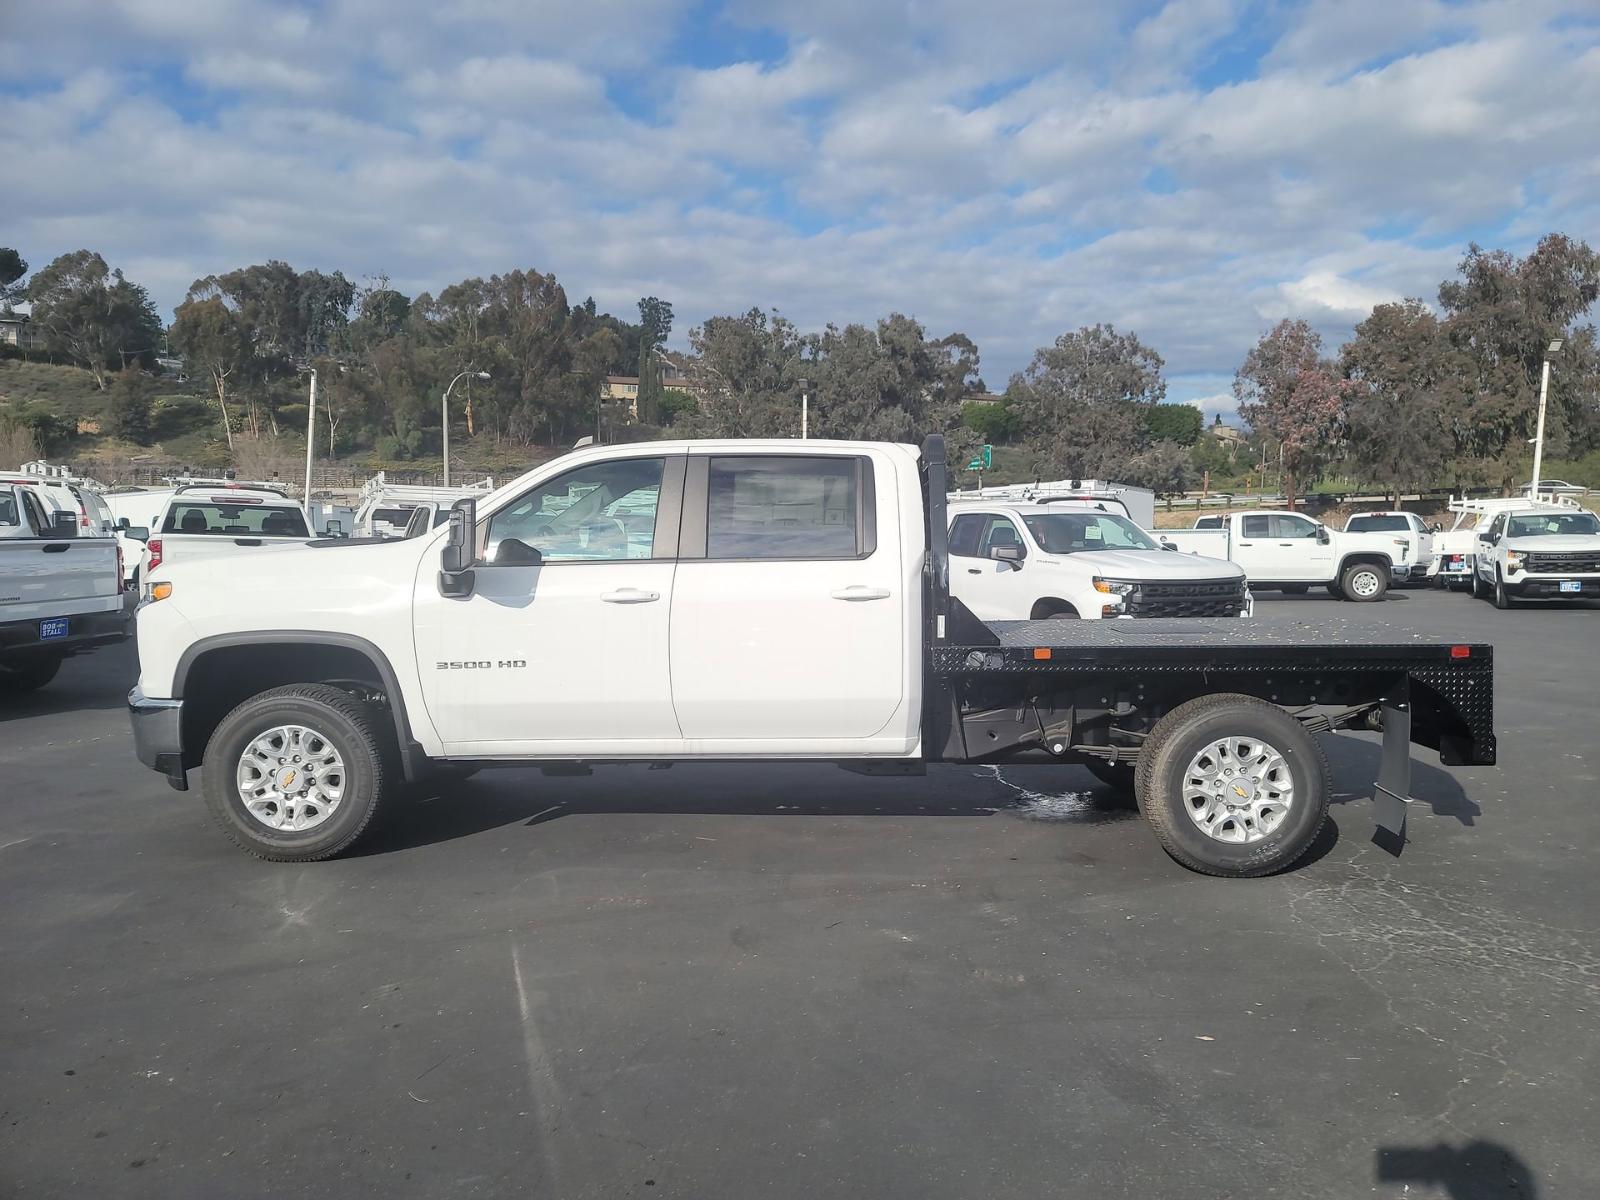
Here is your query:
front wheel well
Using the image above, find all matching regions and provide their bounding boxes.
[178,641,408,772]
[1030,597,1080,619]
[1338,553,1392,574]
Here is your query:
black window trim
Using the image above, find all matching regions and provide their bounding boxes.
[475,452,686,568]
[679,452,878,562]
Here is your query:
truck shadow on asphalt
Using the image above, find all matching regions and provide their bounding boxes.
[1376,1139,1539,1198]
[1322,734,1481,826]
[0,681,127,724]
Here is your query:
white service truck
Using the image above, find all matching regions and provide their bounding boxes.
[1,484,128,690]
[1154,511,1421,600]
[354,473,496,539]
[1344,511,1439,582]
[947,499,1250,621]
[1469,505,1600,608]
[128,436,1497,877]
[1432,494,1587,590]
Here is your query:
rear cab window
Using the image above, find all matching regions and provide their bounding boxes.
[690,455,874,560]
[162,499,310,537]
[1348,515,1410,533]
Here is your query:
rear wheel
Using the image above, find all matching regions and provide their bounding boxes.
[1340,562,1388,602]
[202,683,389,861]
[0,655,63,693]
[1134,694,1330,877]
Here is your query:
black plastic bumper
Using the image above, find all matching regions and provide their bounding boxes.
[128,686,187,791]
[0,607,129,659]
[1505,576,1597,598]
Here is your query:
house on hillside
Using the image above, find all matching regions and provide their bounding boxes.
[0,312,42,350]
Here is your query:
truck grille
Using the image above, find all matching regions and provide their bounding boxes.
[1127,579,1247,618]
[1525,551,1600,574]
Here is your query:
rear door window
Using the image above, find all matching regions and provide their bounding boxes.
[1242,515,1272,538]
[703,456,869,560]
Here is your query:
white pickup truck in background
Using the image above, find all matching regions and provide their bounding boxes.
[1344,511,1440,582]
[1470,505,1600,608]
[131,484,314,588]
[1,483,127,691]
[1433,494,1587,590]
[948,500,1250,620]
[1155,510,1419,600]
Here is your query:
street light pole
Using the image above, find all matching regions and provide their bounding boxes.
[799,378,810,440]
[442,369,490,487]
[303,368,317,518]
[1530,339,1562,496]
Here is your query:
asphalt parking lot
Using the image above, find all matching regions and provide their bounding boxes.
[3,589,1597,1199]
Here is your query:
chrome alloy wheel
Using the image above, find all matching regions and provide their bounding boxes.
[235,724,347,832]
[1181,736,1294,844]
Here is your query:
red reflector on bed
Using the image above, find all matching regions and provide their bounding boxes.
[1033,648,1052,660]
[1450,645,1470,659]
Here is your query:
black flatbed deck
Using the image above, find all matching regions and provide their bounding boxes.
[978,615,1489,657]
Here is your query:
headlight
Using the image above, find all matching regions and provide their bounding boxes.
[1093,578,1138,596]
[1505,551,1524,573]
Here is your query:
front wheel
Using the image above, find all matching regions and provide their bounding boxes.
[201,683,390,861]
[1340,562,1388,602]
[0,654,63,693]
[1134,694,1330,877]
[1493,570,1514,610]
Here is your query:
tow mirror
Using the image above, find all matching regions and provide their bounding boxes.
[126,525,150,543]
[438,498,477,598]
[116,517,131,530]
[1315,527,1331,544]
[326,519,343,536]
[991,544,1025,565]
[48,511,77,539]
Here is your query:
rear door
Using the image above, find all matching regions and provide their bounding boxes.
[668,451,908,751]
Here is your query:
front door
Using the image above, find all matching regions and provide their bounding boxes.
[413,453,686,755]
[668,452,911,753]
[948,512,1035,620]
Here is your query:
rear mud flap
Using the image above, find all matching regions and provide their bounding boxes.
[1371,696,1415,855]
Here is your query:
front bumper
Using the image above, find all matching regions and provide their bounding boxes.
[0,607,129,660]
[128,685,187,791]
[1504,575,1600,598]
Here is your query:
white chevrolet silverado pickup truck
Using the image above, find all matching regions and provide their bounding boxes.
[131,484,313,587]
[2,484,128,690]
[947,500,1250,620]
[1155,510,1420,600]
[1470,506,1600,607]
[128,436,1497,877]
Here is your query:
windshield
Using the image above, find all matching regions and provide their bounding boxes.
[1023,512,1158,553]
[1348,515,1410,532]
[1507,512,1600,538]
[162,502,311,537]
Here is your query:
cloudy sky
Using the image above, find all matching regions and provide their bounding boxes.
[3,0,1598,417]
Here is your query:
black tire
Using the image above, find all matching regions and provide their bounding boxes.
[1279,584,1309,594]
[1325,582,1345,599]
[1340,561,1388,602]
[1134,693,1331,878]
[1471,568,1485,599]
[1035,603,1079,619]
[1493,570,1514,610]
[201,683,389,862]
[1082,757,1138,805]
[0,655,63,693]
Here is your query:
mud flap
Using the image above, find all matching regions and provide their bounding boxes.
[1372,695,1415,856]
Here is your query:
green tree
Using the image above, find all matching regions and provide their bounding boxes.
[104,368,155,442]
[1006,324,1166,479]
[1233,319,1350,509]
[961,398,1020,441]
[25,250,163,388]
[170,296,253,449]
[1124,440,1195,494]
[684,308,806,438]
[1341,300,1462,502]
[635,296,673,424]
[1141,403,1202,445]
[0,247,26,310]
[1438,234,1600,487]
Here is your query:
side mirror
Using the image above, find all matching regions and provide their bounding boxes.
[438,498,477,598]
[1429,522,1443,534]
[1478,531,1493,544]
[1161,542,1177,551]
[1315,527,1330,544]
[326,519,343,536]
[48,511,78,539]
[126,525,150,543]
[116,517,131,530]
[990,544,1025,565]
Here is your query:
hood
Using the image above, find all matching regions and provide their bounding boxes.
[1505,535,1600,552]
[1043,548,1246,581]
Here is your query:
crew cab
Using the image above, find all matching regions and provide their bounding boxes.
[1471,506,1600,608]
[132,484,313,586]
[1155,511,1418,600]
[2,484,127,691]
[947,500,1250,620]
[128,436,1496,878]
[1345,511,1439,582]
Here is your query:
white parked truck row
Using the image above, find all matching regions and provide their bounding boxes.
[1,483,128,691]
[1156,510,1421,600]
[128,435,1496,878]
[355,472,496,539]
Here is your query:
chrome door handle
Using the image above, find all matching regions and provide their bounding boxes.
[600,588,660,604]
[831,586,891,601]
